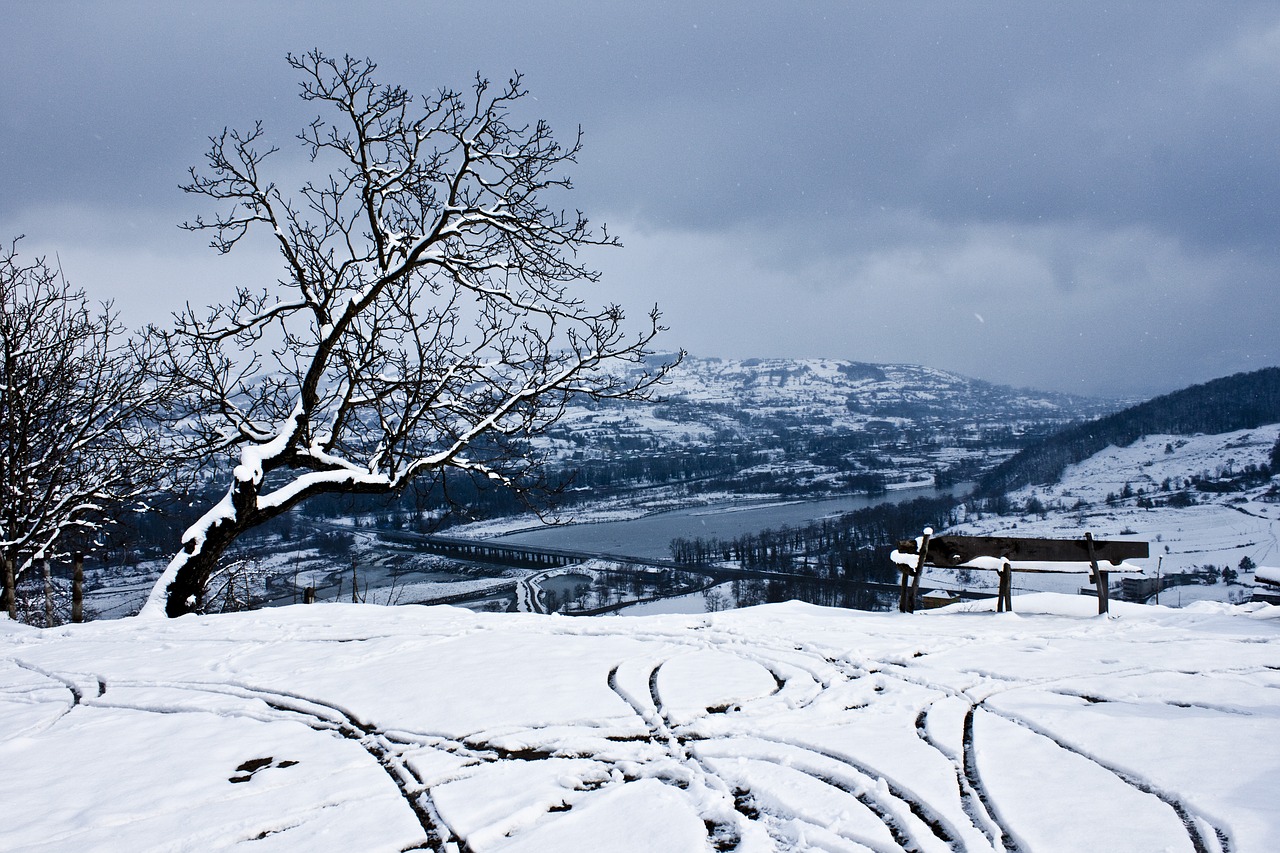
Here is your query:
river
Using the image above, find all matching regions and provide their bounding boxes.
[495,483,969,561]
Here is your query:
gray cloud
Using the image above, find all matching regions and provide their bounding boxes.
[3,1,1277,398]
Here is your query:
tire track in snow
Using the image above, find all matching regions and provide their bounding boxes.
[727,650,962,845]
[875,655,1229,853]
[911,704,1012,853]
[606,661,772,851]
[612,633,969,850]
[974,701,1230,853]
[955,706,1019,853]
[634,637,969,849]
[5,659,103,738]
[71,677,447,849]
[703,741,928,853]
[245,686,443,844]
[670,622,1239,845]
[13,659,88,705]
[749,732,964,853]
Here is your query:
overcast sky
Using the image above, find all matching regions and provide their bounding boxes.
[3,2,1278,399]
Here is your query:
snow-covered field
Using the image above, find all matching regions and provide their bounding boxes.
[4,596,1278,851]
[919,426,1280,605]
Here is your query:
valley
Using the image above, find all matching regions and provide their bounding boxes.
[45,359,1280,621]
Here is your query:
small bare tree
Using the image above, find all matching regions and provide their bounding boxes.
[143,52,677,618]
[1,239,179,622]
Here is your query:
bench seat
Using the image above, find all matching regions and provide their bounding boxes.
[891,551,1146,575]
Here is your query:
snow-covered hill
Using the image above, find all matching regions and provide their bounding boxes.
[534,356,1117,496]
[935,425,1280,604]
[1003,425,1277,512]
[3,598,1277,851]
[598,355,1114,438]
[657,357,1109,421]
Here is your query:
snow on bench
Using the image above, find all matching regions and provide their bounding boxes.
[1256,565,1280,588]
[892,529,1148,615]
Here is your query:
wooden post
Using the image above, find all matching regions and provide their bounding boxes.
[898,528,933,613]
[898,560,912,613]
[350,555,359,603]
[998,561,1013,612]
[72,552,84,624]
[3,556,15,620]
[908,528,932,614]
[1086,532,1109,615]
[304,586,316,604]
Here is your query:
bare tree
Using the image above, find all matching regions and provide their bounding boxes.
[1,239,179,622]
[143,52,678,618]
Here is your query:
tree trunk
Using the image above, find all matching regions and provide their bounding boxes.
[72,553,84,623]
[159,471,394,616]
[42,558,53,626]
[164,516,246,617]
[161,468,268,616]
[3,556,15,620]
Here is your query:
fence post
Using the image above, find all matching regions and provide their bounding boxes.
[72,552,84,623]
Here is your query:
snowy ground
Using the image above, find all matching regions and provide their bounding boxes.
[918,426,1280,605]
[921,497,1274,604]
[1005,427,1278,512]
[3,596,1278,852]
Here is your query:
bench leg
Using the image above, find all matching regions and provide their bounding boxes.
[902,530,931,614]
[998,565,1012,612]
[1085,532,1109,615]
[909,558,926,613]
[899,566,911,613]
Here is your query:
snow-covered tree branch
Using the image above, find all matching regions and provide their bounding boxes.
[143,51,679,618]
[1,239,185,621]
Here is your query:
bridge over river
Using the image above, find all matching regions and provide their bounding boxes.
[388,530,993,609]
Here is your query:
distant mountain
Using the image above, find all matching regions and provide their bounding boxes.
[647,356,1116,426]
[537,356,1119,499]
[975,367,1280,497]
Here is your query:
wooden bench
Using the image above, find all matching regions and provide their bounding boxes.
[1253,566,1280,605]
[891,528,1149,615]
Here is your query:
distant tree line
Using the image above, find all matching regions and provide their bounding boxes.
[670,495,959,585]
[566,447,766,489]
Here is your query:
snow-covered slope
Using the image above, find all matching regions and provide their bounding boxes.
[657,357,1106,419]
[3,599,1277,851]
[601,355,1113,438]
[935,425,1280,604]
[1004,426,1277,510]
[533,356,1117,496]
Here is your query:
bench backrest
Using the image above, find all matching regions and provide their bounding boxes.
[896,535,1149,568]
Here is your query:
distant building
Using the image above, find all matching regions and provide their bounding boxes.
[921,589,960,609]
[1121,576,1162,603]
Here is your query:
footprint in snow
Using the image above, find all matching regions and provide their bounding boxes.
[229,756,299,784]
